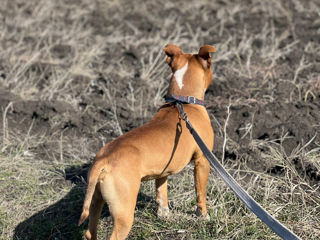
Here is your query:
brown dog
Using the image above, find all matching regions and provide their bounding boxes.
[79,44,216,240]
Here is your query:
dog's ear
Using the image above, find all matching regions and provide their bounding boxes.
[163,44,182,65]
[198,45,216,69]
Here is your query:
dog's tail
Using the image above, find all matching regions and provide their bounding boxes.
[78,159,107,226]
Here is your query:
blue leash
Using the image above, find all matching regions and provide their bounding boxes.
[174,101,301,240]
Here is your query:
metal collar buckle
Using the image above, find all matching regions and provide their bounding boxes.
[187,96,195,104]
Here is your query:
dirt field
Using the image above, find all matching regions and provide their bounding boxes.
[0,0,319,239]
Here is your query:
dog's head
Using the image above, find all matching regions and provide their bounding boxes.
[164,44,216,99]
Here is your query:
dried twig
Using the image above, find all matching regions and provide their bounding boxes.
[222,104,232,164]
[2,102,13,145]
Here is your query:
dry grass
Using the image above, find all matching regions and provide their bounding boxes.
[0,0,319,239]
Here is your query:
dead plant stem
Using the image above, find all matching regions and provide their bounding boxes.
[222,104,231,164]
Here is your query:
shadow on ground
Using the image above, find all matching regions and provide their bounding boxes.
[13,164,90,240]
[13,164,154,240]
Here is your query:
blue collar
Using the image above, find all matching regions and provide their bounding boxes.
[165,94,205,106]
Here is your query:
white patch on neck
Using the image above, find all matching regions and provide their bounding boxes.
[173,62,188,90]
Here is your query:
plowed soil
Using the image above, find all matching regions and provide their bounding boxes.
[0,0,319,239]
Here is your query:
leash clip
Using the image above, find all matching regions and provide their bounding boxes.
[176,102,188,121]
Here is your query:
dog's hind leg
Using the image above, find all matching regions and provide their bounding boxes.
[193,155,210,220]
[155,176,169,217]
[85,188,105,240]
[100,170,141,240]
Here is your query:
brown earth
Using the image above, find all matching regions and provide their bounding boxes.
[0,0,319,239]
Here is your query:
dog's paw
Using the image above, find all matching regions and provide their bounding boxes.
[202,213,210,221]
[85,230,92,240]
[157,206,170,218]
[195,207,210,221]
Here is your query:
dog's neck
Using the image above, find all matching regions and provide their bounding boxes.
[167,61,207,100]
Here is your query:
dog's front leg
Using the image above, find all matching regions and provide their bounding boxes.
[194,155,210,220]
[155,177,170,217]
